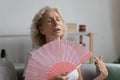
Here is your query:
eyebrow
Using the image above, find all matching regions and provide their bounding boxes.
[42,13,61,22]
[47,16,61,20]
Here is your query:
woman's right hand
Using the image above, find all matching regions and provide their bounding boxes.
[94,56,108,80]
[52,73,68,80]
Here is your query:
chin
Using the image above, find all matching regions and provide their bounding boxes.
[54,32,63,35]
[54,33,63,37]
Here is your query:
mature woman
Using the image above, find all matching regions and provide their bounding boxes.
[25,6,108,80]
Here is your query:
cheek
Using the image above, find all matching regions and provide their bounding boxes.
[62,25,65,31]
[60,22,64,28]
[40,25,49,34]
[43,26,54,35]
[42,27,50,34]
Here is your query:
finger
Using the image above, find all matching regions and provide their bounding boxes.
[98,65,107,72]
[97,63,108,74]
[99,68,108,76]
[94,56,99,62]
[99,56,101,60]
[99,56,103,61]
[63,75,69,80]
[59,75,68,80]
[61,72,68,76]
[98,65,106,71]
[95,56,104,64]
[97,62,105,68]
[94,56,97,60]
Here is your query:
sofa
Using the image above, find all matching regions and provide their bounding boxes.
[0,61,120,80]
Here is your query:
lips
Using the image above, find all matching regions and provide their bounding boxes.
[53,28,61,32]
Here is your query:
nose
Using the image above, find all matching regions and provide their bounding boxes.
[52,19,58,26]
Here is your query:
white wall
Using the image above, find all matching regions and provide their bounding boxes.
[0,0,120,63]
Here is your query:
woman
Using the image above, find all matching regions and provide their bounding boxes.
[25,6,108,80]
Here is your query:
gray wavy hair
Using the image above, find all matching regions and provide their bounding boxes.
[30,6,65,48]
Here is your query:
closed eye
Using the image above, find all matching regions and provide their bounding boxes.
[47,19,52,23]
[56,18,62,21]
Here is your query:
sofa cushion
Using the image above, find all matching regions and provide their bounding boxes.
[81,64,98,80]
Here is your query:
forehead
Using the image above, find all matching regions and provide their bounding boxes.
[43,10,61,19]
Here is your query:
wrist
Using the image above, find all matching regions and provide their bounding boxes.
[94,74,105,80]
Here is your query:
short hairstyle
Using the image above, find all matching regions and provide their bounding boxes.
[30,6,65,48]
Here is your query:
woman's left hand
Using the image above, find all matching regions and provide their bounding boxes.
[95,56,108,79]
[52,72,68,80]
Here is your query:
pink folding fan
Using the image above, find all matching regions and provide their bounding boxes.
[25,40,93,80]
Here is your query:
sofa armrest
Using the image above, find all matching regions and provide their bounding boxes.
[14,63,25,80]
[0,61,18,80]
[105,63,120,80]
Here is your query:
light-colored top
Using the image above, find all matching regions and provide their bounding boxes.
[26,48,79,80]
[68,69,79,80]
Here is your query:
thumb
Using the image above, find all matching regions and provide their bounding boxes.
[61,72,68,76]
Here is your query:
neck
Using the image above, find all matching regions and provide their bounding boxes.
[46,36,61,43]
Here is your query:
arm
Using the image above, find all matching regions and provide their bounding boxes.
[93,56,108,80]
[77,68,83,80]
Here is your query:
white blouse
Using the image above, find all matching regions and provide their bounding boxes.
[68,69,79,80]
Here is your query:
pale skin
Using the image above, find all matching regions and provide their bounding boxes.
[93,56,108,80]
[39,10,108,80]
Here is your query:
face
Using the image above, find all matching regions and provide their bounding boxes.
[39,11,64,40]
